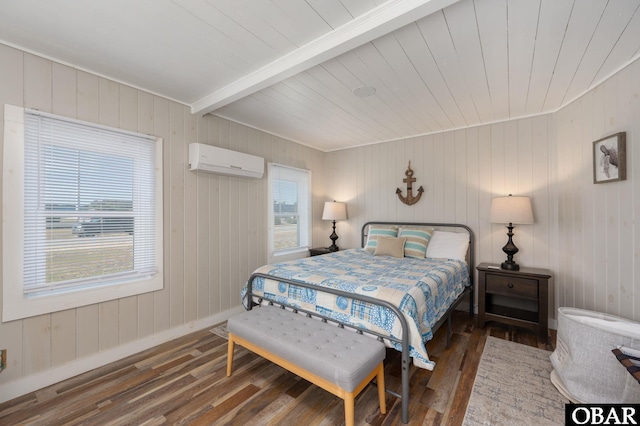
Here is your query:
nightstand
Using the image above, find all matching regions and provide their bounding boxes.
[477,262,552,343]
[309,247,333,257]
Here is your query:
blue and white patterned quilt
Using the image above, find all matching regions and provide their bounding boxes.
[242,248,470,370]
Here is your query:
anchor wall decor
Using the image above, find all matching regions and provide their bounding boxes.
[396,161,424,205]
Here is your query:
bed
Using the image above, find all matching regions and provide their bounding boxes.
[242,221,475,424]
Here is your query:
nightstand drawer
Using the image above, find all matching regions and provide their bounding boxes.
[485,274,538,299]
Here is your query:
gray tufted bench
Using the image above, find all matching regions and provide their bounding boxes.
[226,305,386,426]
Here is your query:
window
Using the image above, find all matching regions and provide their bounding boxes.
[267,163,311,258]
[3,105,163,321]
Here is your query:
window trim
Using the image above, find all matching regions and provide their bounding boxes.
[2,104,164,322]
[267,163,311,261]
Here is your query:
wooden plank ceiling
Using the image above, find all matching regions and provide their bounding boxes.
[0,0,639,151]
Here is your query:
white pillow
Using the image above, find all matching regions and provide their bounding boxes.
[425,230,469,260]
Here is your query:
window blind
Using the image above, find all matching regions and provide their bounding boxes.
[23,110,158,296]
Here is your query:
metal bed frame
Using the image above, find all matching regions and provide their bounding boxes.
[245,221,475,424]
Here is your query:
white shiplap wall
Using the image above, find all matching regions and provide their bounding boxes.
[323,115,555,312]
[0,44,325,398]
[323,56,640,327]
[1,41,639,403]
[554,58,639,321]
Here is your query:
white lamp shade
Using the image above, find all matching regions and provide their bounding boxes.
[322,201,347,221]
[490,195,533,224]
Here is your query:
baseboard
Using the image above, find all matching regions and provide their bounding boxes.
[0,305,245,404]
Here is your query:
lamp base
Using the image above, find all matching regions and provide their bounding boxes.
[328,220,339,252]
[501,223,521,271]
[501,260,520,271]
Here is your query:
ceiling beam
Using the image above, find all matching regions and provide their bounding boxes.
[190,0,460,116]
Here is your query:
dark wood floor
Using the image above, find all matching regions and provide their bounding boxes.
[0,311,555,425]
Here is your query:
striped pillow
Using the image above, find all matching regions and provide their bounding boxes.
[399,227,433,258]
[365,226,398,253]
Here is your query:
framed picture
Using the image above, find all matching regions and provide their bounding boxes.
[593,132,626,184]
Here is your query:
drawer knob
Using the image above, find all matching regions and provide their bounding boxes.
[508,283,514,288]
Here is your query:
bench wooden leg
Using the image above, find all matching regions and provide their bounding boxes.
[226,333,235,377]
[344,393,355,426]
[376,363,386,414]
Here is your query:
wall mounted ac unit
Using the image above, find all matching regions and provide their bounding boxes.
[188,143,264,179]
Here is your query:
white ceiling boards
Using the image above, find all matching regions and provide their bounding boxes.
[1,0,639,151]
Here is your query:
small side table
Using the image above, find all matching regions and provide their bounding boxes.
[309,247,333,257]
[477,262,552,343]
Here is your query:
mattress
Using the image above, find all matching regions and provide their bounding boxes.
[242,248,470,370]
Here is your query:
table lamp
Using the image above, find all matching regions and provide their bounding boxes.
[490,194,533,271]
[322,201,347,252]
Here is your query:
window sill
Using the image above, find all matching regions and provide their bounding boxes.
[3,274,163,322]
[269,247,310,264]
[272,247,310,257]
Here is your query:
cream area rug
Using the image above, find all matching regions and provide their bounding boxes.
[210,323,228,340]
[463,336,568,426]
